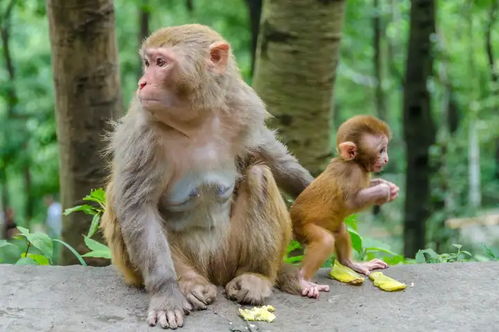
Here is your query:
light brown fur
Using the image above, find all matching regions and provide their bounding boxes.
[290,115,399,298]
[101,24,312,328]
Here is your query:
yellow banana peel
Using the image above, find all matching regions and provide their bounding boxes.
[369,271,407,291]
[329,260,365,285]
[239,305,276,323]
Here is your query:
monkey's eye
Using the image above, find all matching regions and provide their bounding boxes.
[156,58,167,67]
[379,147,386,154]
[144,59,150,67]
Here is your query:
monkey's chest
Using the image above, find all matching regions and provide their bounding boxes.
[159,168,238,231]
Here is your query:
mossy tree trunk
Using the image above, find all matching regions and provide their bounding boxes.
[46,0,123,264]
[253,0,345,176]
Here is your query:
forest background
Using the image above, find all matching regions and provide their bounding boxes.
[0,0,497,265]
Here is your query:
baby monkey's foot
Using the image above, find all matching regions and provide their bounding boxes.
[347,259,388,276]
[299,278,330,299]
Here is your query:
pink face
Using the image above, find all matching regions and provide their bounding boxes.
[371,135,389,172]
[362,135,389,173]
[137,48,179,112]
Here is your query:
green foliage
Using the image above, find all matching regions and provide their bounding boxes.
[0,188,109,265]
[415,244,473,263]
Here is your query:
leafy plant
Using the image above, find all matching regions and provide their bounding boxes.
[415,244,472,263]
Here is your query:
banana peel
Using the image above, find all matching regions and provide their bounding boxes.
[239,305,276,323]
[369,271,407,291]
[329,260,365,285]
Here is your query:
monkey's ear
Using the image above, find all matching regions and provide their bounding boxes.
[338,142,357,160]
[209,41,230,74]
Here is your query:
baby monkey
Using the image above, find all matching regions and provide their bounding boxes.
[290,115,399,298]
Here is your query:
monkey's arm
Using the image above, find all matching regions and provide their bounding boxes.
[255,129,313,197]
[349,183,391,210]
[370,178,399,201]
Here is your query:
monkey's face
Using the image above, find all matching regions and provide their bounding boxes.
[362,135,389,173]
[138,48,185,112]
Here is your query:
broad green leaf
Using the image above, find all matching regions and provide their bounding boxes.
[53,239,87,266]
[16,257,38,265]
[82,250,112,259]
[22,253,50,265]
[0,239,13,248]
[87,214,101,238]
[348,227,363,254]
[415,250,426,263]
[26,232,53,258]
[17,226,30,237]
[84,236,110,253]
[64,204,97,216]
[344,214,358,231]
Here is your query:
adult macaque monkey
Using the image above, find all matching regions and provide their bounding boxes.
[290,115,399,298]
[101,24,313,329]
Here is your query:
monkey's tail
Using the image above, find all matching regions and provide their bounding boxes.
[276,263,302,295]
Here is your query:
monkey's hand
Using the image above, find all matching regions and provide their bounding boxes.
[344,259,388,276]
[179,276,217,310]
[225,273,272,305]
[372,183,391,205]
[147,287,192,329]
[371,179,399,202]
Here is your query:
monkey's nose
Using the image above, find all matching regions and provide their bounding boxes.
[138,81,147,90]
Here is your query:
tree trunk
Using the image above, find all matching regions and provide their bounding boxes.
[137,0,150,78]
[245,0,262,76]
[373,0,386,120]
[485,0,497,84]
[403,0,436,257]
[253,0,345,176]
[46,0,123,265]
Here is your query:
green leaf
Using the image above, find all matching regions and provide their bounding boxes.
[83,236,110,253]
[451,244,462,250]
[83,188,106,208]
[284,255,303,264]
[26,232,53,258]
[64,204,97,216]
[17,226,30,237]
[383,255,405,265]
[82,250,112,259]
[348,227,363,254]
[53,239,87,266]
[344,214,358,231]
[16,257,38,265]
[364,246,399,256]
[87,214,101,238]
[0,239,14,248]
[22,253,50,265]
[415,250,427,263]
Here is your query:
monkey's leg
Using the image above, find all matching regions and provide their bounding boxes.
[101,185,143,287]
[173,250,217,310]
[335,223,388,275]
[225,164,291,305]
[298,223,334,298]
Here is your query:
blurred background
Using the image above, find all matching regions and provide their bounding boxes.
[0,0,497,264]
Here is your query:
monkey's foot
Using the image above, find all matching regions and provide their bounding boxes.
[299,278,330,299]
[179,278,217,310]
[346,258,389,276]
[226,273,272,305]
[147,289,192,329]
[369,271,407,291]
[329,260,364,285]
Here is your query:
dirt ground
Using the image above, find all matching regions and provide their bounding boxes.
[0,262,498,331]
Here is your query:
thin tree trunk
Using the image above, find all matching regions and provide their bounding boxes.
[373,0,386,120]
[137,0,150,78]
[245,0,262,76]
[253,0,345,176]
[485,0,497,84]
[46,0,123,265]
[403,0,436,257]
[23,165,33,221]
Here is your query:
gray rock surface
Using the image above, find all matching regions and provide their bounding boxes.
[0,262,498,332]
